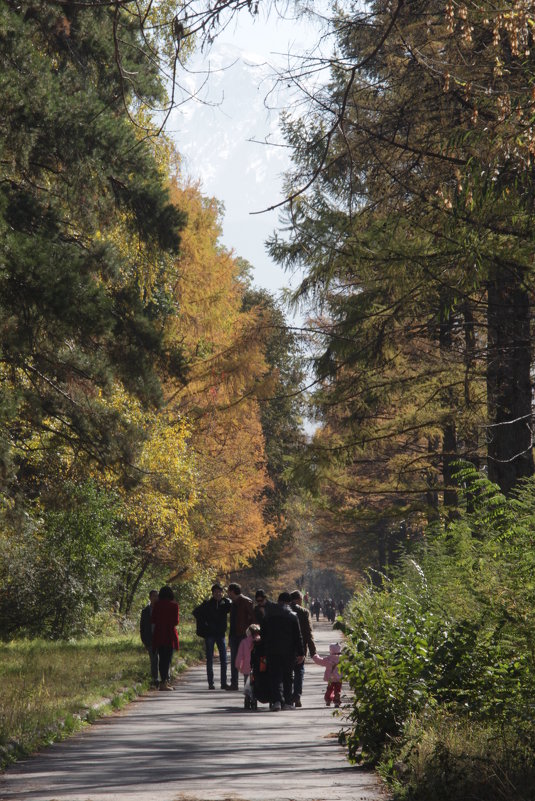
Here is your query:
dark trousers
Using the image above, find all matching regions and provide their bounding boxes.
[148,647,159,682]
[158,645,173,683]
[268,652,294,705]
[205,635,227,687]
[292,661,304,700]
[229,634,245,688]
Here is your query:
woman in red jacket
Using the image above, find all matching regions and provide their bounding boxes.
[151,586,179,690]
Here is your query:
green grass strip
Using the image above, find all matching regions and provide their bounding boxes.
[0,622,204,768]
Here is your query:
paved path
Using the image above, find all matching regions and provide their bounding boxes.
[0,620,385,801]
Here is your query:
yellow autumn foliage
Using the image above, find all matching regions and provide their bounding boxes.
[100,385,198,573]
[164,177,275,574]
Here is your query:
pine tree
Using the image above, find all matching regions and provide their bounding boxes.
[0,0,186,499]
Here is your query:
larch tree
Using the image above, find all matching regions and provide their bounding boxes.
[164,179,276,574]
[270,0,535,528]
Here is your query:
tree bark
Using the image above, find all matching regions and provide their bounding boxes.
[487,267,534,495]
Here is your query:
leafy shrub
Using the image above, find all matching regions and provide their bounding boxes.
[341,466,535,777]
[0,481,130,638]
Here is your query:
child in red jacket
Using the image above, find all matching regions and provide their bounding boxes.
[312,642,342,707]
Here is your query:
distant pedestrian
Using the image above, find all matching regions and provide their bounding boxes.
[227,582,254,690]
[193,583,231,690]
[313,642,342,707]
[151,586,179,691]
[139,589,159,686]
[261,591,304,711]
[289,590,317,707]
[311,599,321,622]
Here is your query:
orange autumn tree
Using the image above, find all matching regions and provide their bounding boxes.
[165,179,275,573]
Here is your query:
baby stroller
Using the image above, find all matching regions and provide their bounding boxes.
[245,641,270,710]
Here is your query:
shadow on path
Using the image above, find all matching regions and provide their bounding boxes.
[0,621,385,801]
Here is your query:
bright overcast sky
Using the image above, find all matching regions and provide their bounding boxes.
[168,5,327,299]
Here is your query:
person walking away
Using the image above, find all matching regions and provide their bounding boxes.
[311,598,321,622]
[328,601,336,623]
[313,642,342,707]
[227,582,254,690]
[261,591,305,711]
[235,623,261,708]
[151,585,179,691]
[289,590,317,707]
[193,583,231,690]
[140,589,160,687]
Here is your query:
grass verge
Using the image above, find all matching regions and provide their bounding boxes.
[379,711,535,801]
[0,620,204,770]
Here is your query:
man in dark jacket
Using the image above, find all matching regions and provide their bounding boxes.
[139,589,159,686]
[261,591,305,711]
[254,588,278,623]
[228,582,254,690]
[193,583,231,689]
[290,590,317,707]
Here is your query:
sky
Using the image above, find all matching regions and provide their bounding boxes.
[167,6,327,300]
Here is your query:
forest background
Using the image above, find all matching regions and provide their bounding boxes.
[3,1,535,799]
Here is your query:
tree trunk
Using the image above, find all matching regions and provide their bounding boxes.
[487,267,534,495]
[442,421,458,508]
[426,435,440,519]
[439,299,459,509]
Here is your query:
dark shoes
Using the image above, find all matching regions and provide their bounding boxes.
[293,697,302,708]
[222,684,234,691]
[208,684,215,690]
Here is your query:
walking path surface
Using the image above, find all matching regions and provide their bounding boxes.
[0,620,385,801]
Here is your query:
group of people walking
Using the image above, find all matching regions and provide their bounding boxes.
[194,583,344,710]
[140,582,342,710]
[310,597,345,623]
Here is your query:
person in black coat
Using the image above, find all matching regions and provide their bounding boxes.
[139,589,159,686]
[290,590,317,707]
[193,583,231,690]
[260,591,304,711]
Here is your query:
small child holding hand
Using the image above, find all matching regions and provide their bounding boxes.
[312,642,342,707]
[235,623,261,708]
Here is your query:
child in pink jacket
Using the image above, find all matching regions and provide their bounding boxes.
[235,623,261,708]
[313,642,342,707]
[235,623,261,676]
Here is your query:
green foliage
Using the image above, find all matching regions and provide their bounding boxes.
[0,0,186,495]
[0,482,130,639]
[341,466,535,775]
[240,288,307,579]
